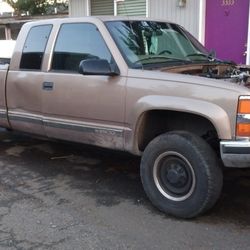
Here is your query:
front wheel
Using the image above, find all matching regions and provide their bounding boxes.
[140,131,223,218]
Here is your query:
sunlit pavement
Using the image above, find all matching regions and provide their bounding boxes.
[0,129,249,249]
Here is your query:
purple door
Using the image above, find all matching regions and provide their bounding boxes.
[205,0,249,64]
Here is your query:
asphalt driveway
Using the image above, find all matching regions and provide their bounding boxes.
[0,129,249,250]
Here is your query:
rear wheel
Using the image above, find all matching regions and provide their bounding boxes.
[140,131,223,218]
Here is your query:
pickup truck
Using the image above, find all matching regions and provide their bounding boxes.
[0,16,250,218]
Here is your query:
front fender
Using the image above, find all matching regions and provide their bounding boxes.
[125,95,232,154]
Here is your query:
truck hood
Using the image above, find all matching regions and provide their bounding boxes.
[127,63,250,94]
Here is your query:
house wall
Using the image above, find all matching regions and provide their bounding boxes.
[69,0,89,17]
[148,0,202,39]
[117,0,146,16]
[69,0,203,40]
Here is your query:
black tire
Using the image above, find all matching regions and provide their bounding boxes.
[140,131,223,218]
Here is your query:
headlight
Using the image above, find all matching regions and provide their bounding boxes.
[236,96,250,137]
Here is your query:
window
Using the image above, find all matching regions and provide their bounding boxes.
[52,23,112,72]
[91,0,114,15]
[20,25,52,70]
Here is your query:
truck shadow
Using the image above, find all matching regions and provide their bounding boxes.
[0,130,249,226]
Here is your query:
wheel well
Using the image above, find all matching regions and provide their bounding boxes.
[137,110,219,151]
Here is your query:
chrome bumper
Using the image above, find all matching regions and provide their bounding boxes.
[220,140,250,168]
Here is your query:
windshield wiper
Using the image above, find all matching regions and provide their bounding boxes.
[186,52,215,61]
[186,53,236,65]
[134,56,191,65]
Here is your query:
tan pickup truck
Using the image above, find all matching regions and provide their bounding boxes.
[0,16,250,218]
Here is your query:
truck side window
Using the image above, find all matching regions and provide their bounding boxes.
[20,25,52,70]
[52,23,112,72]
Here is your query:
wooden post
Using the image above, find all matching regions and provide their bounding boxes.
[5,24,12,40]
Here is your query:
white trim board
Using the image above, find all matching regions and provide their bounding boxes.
[247,1,250,65]
[198,0,206,44]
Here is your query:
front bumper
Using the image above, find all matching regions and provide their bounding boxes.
[220,140,250,168]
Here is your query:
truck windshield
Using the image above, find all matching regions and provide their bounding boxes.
[105,20,210,69]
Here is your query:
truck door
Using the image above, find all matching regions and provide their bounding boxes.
[6,24,53,136]
[42,22,126,150]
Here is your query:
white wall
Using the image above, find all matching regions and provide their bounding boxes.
[69,0,203,40]
[69,0,89,17]
[148,0,202,39]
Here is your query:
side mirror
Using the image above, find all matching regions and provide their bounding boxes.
[79,59,119,76]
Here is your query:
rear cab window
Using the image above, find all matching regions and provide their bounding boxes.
[20,24,52,70]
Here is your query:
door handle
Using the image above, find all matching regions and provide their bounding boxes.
[43,81,54,91]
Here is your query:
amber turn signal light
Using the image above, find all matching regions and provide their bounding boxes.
[236,123,250,137]
[238,99,250,114]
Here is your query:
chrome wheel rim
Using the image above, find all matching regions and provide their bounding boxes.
[153,151,196,201]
